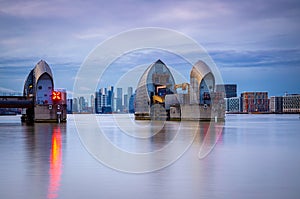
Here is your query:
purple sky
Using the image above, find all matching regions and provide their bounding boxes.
[0,0,300,97]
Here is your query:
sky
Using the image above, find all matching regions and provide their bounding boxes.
[0,0,300,98]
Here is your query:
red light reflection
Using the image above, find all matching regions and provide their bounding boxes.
[48,126,62,199]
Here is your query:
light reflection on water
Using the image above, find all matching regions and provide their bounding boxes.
[75,114,224,173]
[0,114,300,199]
[48,126,62,199]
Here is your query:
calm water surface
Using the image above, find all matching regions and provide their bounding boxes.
[0,114,300,199]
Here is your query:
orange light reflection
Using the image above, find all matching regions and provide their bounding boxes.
[48,126,62,199]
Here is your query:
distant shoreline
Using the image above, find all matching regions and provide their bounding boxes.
[67,112,300,115]
[226,112,300,114]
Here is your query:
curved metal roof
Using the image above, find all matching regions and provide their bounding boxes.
[23,60,54,97]
[23,69,34,96]
[33,60,53,86]
[189,60,215,105]
[190,60,212,83]
[135,59,176,114]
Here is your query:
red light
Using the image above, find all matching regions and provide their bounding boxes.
[52,91,61,101]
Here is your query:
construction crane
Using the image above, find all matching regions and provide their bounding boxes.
[174,83,190,93]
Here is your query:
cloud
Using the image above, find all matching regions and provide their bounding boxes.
[0,0,87,19]
[0,0,300,96]
[211,49,300,68]
[74,32,106,40]
[0,86,18,93]
[1,0,300,56]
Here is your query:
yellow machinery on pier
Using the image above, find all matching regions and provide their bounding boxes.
[152,85,167,104]
[152,83,190,104]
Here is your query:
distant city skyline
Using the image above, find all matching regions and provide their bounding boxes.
[1,0,300,97]
[93,86,135,113]
[68,84,300,114]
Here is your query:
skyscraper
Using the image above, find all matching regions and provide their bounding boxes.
[95,89,109,113]
[95,90,101,113]
[128,86,133,98]
[79,96,86,112]
[127,86,133,112]
[129,93,136,113]
[90,94,95,113]
[72,98,78,112]
[107,86,114,111]
[67,98,73,114]
[116,88,123,112]
[124,94,128,112]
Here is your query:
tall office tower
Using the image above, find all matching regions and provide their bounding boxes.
[79,96,86,112]
[216,84,237,98]
[129,93,136,113]
[100,87,107,95]
[128,87,133,97]
[90,94,95,113]
[124,94,128,112]
[127,86,133,110]
[107,86,114,111]
[113,97,117,112]
[72,98,78,112]
[116,88,123,112]
[95,90,101,113]
[100,94,108,109]
[67,99,73,114]
[95,89,108,113]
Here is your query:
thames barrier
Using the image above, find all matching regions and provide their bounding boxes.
[134,59,225,121]
[0,60,67,123]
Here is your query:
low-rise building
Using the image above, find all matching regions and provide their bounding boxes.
[241,92,268,113]
[283,94,300,113]
[269,96,283,113]
[226,97,242,113]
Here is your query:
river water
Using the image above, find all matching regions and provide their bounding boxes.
[0,114,299,199]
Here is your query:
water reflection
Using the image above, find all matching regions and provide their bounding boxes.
[198,121,224,159]
[77,114,225,173]
[3,115,300,198]
[98,115,224,157]
[48,126,62,199]
[22,123,65,199]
